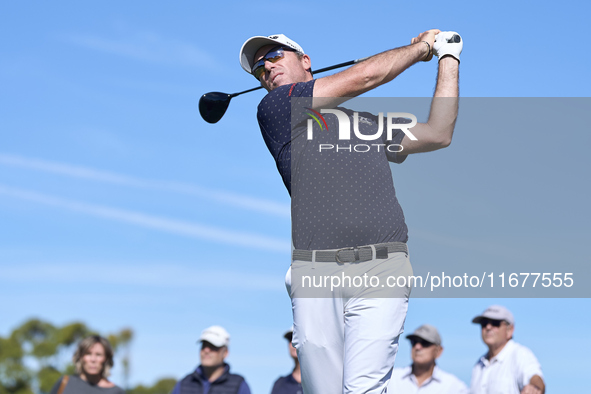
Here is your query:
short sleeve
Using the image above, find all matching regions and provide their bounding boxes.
[382,115,410,164]
[517,346,543,387]
[454,378,470,394]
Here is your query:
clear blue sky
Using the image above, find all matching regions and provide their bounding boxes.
[1,1,590,393]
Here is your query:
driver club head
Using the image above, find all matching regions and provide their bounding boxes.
[199,92,232,124]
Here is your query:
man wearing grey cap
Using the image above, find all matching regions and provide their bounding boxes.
[240,30,462,394]
[470,305,545,394]
[171,326,251,394]
[388,324,468,393]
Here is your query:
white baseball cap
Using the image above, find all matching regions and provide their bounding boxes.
[239,34,304,74]
[406,324,442,346]
[199,325,230,347]
[472,305,515,326]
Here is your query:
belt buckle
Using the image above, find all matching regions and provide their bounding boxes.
[335,247,356,263]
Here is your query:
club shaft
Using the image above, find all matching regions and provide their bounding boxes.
[230,86,263,97]
[231,57,368,98]
[313,57,368,74]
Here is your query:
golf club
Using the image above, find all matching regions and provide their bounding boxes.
[199,58,368,124]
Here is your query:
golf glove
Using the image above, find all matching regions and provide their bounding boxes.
[434,31,463,62]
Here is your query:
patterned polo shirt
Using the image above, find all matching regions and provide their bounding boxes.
[257,80,409,250]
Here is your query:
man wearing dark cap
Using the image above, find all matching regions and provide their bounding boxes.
[471,305,545,394]
[240,30,462,393]
[388,324,468,393]
[270,328,302,394]
[171,325,251,394]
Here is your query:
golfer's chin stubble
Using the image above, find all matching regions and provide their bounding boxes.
[262,74,286,92]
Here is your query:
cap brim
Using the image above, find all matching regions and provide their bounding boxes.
[199,337,227,347]
[472,316,485,324]
[472,316,508,325]
[240,36,284,74]
[406,334,436,344]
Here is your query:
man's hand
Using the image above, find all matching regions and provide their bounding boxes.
[411,29,441,62]
[521,384,542,394]
[434,31,463,62]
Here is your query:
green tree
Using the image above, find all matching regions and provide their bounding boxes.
[0,319,135,394]
[127,378,177,394]
[0,334,32,394]
[1,319,176,394]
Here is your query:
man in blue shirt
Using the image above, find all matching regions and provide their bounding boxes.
[172,326,251,394]
[271,328,302,394]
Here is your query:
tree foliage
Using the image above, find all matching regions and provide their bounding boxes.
[0,319,173,393]
[127,378,177,394]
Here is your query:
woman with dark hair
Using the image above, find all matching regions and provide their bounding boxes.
[50,335,125,394]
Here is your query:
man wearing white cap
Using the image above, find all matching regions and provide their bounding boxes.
[240,31,462,394]
[240,29,463,394]
[388,324,468,393]
[171,326,251,394]
[471,305,545,394]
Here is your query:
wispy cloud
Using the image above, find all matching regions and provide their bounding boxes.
[0,153,290,218]
[0,261,284,292]
[0,184,290,253]
[66,30,216,68]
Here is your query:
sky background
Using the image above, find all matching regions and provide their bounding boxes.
[1,1,590,393]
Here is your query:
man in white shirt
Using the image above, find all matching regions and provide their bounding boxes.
[470,305,545,394]
[388,324,468,393]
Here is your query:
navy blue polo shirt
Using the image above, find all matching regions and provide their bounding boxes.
[257,80,409,250]
[270,374,302,394]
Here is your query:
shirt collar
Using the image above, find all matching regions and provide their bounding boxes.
[480,339,515,365]
[430,366,443,382]
[195,363,230,382]
[401,366,413,379]
[285,373,301,385]
[494,339,515,362]
[405,365,441,384]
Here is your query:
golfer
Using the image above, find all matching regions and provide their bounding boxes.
[240,30,462,394]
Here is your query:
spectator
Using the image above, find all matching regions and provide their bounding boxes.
[271,327,302,394]
[470,305,545,394]
[50,335,125,394]
[171,325,251,394]
[388,324,468,393]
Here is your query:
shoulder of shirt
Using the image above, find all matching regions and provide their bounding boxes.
[228,372,247,380]
[271,375,291,388]
[499,339,528,357]
[474,352,488,367]
[258,84,293,109]
[434,367,468,387]
[257,80,315,110]
[391,366,412,379]
[508,340,538,359]
[510,340,530,351]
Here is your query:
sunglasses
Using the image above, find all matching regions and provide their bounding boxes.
[410,338,435,348]
[252,46,296,80]
[479,319,505,328]
[201,342,223,352]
